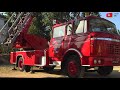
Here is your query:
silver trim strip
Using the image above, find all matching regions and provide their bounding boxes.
[11,50,37,53]
[91,37,120,42]
[82,65,90,66]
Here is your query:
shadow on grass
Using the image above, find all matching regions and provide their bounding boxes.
[83,70,120,78]
[33,69,63,76]
[31,69,120,78]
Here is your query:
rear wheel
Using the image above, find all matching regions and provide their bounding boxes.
[97,66,113,76]
[18,57,24,72]
[64,55,84,78]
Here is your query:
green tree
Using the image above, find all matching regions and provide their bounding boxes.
[81,12,101,17]
[28,12,74,40]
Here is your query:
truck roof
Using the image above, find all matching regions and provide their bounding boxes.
[53,16,115,28]
[85,16,115,25]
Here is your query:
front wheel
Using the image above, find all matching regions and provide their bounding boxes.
[64,55,84,78]
[97,66,113,76]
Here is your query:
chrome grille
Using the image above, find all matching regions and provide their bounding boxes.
[107,44,120,54]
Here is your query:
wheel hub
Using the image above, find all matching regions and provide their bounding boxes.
[68,61,78,76]
[19,59,23,69]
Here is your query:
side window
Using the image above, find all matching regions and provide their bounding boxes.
[76,20,84,33]
[67,24,72,35]
[53,25,66,38]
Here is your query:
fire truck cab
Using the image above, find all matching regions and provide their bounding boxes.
[49,16,120,78]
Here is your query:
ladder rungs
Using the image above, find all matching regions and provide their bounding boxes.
[1,12,31,47]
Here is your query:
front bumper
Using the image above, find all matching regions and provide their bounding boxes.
[82,56,120,66]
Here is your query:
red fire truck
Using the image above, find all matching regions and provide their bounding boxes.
[0,12,120,78]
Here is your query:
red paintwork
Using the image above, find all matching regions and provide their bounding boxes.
[49,16,120,67]
[10,52,16,64]
[89,32,120,57]
[10,15,120,68]
[45,49,50,66]
[10,50,45,65]
[13,34,48,50]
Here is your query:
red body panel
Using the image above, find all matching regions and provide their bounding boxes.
[10,50,45,65]
[81,56,120,66]
[13,34,48,50]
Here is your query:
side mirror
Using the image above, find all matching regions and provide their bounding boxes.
[66,23,73,35]
[68,25,72,32]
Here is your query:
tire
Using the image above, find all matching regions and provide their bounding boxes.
[97,66,113,76]
[18,57,24,72]
[43,66,55,72]
[64,55,84,78]
[24,65,31,72]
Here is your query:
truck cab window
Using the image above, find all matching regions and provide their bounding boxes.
[90,18,118,34]
[75,20,87,33]
[53,25,66,38]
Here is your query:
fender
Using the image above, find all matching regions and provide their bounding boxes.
[63,48,83,65]
[64,48,82,57]
[16,54,24,65]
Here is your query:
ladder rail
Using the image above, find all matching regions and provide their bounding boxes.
[4,12,33,46]
[11,13,32,44]
[10,12,32,42]
[0,12,16,44]
[8,12,24,34]
[0,12,24,44]
[16,12,31,32]
[0,12,34,54]
[21,12,31,28]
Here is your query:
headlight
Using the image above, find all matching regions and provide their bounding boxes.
[98,60,101,64]
[94,60,97,64]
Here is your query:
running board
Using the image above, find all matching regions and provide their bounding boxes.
[34,64,46,67]
[34,64,56,67]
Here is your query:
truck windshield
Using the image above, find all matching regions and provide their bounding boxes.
[90,18,118,34]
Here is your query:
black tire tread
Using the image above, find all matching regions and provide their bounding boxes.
[97,66,113,76]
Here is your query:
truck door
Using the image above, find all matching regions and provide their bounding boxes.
[71,20,88,55]
[49,24,66,61]
[63,23,73,52]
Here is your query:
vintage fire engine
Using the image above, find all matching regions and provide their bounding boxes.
[0,12,120,78]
